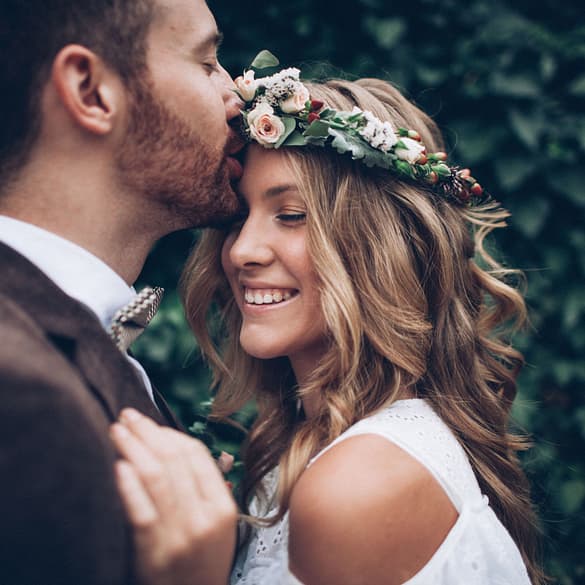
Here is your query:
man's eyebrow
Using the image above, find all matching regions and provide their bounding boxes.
[194,29,224,53]
[215,30,224,48]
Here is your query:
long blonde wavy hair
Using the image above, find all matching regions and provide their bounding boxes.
[181,78,544,583]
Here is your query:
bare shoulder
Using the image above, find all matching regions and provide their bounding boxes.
[288,433,458,585]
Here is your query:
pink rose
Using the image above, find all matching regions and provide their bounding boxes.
[280,83,310,114]
[247,102,285,147]
[234,70,257,102]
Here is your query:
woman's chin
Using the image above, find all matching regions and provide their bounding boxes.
[241,343,284,361]
[239,335,286,361]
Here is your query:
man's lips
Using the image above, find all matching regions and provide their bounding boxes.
[226,125,247,156]
[225,128,246,181]
[226,156,243,181]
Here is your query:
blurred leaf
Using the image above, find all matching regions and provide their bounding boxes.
[251,50,279,70]
[563,288,585,329]
[508,196,550,238]
[489,72,541,98]
[494,152,535,190]
[450,121,504,164]
[559,479,585,515]
[540,53,557,82]
[575,407,585,441]
[508,108,542,150]
[548,167,585,206]
[415,64,447,86]
[363,16,406,50]
[569,75,585,96]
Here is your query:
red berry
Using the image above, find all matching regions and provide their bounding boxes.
[408,130,422,141]
[307,112,320,123]
[310,100,324,111]
[427,171,439,184]
[459,168,471,179]
[417,154,428,165]
[434,151,447,161]
[470,183,483,196]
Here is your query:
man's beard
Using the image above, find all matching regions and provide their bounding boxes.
[116,77,240,229]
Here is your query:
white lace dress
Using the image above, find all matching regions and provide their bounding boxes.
[230,399,531,584]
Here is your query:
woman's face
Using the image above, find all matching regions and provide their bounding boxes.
[221,145,327,381]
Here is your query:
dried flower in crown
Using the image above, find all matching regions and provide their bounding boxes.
[236,50,489,207]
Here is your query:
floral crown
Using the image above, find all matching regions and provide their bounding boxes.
[235,51,487,207]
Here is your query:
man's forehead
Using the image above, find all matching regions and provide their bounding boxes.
[151,0,218,42]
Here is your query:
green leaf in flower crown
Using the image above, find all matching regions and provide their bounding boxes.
[334,110,364,125]
[329,128,366,159]
[274,116,297,149]
[432,163,451,178]
[394,159,416,179]
[318,109,336,121]
[250,50,280,70]
[283,130,309,147]
[329,129,394,170]
[303,120,331,138]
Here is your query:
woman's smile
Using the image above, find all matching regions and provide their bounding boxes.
[242,287,299,306]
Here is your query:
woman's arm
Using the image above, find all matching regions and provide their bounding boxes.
[110,408,238,585]
[288,434,458,585]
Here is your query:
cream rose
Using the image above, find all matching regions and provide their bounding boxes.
[280,83,310,114]
[234,70,257,102]
[247,102,285,147]
[395,137,426,164]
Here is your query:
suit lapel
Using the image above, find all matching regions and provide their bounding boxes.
[152,383,185,431]
[0,242,177,428]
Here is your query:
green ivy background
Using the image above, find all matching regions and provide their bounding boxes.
[134,0,585,581]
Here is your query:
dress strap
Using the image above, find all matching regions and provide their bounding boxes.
[308,399,483,512]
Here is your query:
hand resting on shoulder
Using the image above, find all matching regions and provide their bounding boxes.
[110,409,238,585]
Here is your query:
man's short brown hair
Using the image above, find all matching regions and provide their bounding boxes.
[0,0,156,186]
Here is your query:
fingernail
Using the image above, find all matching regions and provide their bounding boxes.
[220,451,234,464]
[120,408,141,424]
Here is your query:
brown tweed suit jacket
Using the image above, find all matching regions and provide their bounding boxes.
[0,242,181,585]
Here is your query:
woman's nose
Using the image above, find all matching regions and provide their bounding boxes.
[228,220,274,268]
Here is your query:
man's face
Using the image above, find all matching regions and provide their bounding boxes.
[116,0,244,229]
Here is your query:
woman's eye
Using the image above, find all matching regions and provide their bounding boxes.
[276,212,306,224]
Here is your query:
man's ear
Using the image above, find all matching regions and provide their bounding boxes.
[51,44,123,135]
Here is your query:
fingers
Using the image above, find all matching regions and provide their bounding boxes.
[110,410,239,585]
[218,451,234,475]
[110,421,180,516]
[114,460,158,528]
[114,409,232,503]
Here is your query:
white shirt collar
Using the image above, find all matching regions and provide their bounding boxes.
[0,216,135,329]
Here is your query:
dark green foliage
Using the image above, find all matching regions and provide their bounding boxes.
[134,1,585,581]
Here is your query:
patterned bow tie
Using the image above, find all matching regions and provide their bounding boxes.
[108,286,164,352]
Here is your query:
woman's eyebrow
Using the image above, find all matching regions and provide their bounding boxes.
[264,184,299,199]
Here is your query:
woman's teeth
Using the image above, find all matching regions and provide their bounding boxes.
[244,288,296,305]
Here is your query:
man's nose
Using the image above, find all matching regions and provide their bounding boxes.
[217,64,244,122]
